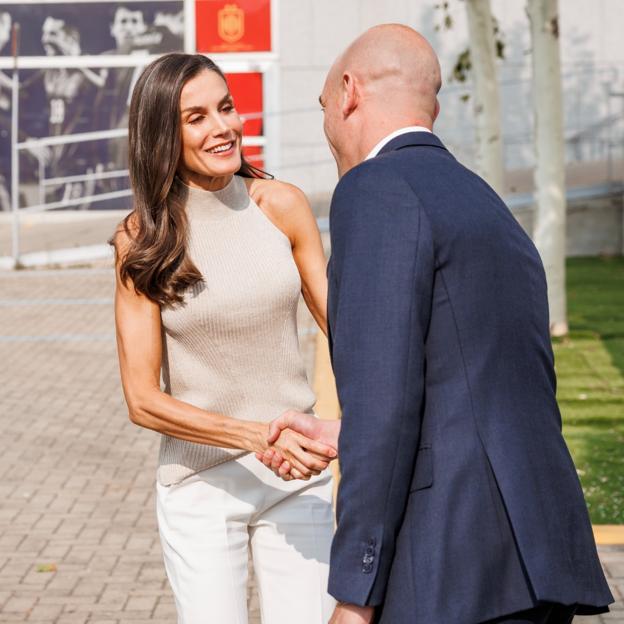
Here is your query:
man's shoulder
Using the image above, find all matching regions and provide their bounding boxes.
[333,157,413,204]
[329,158,424,235]
[339,156,401,183]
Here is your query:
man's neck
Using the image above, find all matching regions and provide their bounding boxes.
[364,125,433,161]
[338,122,434,177]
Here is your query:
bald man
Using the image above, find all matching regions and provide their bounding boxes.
[259,24,613,624]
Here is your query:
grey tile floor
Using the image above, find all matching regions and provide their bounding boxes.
[0,267,621,623]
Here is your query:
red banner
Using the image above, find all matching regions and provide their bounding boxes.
[226,72,262,135]
[196,0,271,53]
[226,72,264,168]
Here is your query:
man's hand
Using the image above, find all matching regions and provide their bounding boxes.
[268,411,340,447]
[267,427,334,480]
[329,603,375,624]
[255,411,340,480]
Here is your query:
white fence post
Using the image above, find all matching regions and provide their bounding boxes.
[10,21,20,269]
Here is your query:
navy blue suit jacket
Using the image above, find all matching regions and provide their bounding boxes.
[326,132,613,623]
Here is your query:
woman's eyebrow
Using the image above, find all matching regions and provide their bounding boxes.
[181,105,204,114]
[181,94,232,115]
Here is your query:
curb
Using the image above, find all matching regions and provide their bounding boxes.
[594,525,624,546]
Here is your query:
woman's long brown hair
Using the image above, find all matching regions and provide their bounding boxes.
[112,53,270,306]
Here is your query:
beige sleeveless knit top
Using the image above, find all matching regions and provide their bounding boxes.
[157,175,316,486]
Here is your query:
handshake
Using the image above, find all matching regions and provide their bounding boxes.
[255,411,340,481]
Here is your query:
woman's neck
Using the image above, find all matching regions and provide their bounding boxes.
[181,171,234,192]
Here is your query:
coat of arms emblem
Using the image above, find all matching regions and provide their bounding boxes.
[218,4,245,43]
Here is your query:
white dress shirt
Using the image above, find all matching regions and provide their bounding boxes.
[365,126,432,160]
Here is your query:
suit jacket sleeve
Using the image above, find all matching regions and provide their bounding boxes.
[327,161,434,606]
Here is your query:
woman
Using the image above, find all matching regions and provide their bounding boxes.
[112,53,336,623]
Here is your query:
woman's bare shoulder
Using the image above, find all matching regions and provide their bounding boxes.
[111,212,140,255]
[244,177,311,220]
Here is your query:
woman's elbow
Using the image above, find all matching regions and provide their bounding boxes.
[127,404,146,427]
[124,389,157,428]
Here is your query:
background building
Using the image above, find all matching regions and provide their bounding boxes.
[0,0,622,262]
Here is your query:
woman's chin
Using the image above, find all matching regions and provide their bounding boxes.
[211,153,241,174]
[194,159,241,180]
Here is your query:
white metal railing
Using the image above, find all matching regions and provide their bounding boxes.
[21,190,133,214]
[5,43,272,267]
[43,169,128,186]
[18,128,128,149]
[3,24,622,269]
[9,23,19,268]
[22,127,266,215]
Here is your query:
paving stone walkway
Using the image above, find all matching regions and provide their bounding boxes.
[0,267,622,623]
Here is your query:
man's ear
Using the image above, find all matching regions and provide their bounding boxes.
[433,98,440,123]
[341,71,358,119]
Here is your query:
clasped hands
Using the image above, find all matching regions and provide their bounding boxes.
[255,414,374,624]
[255,411,340,481]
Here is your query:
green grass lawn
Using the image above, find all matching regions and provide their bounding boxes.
[555,256,624,524]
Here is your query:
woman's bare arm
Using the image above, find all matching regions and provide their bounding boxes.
[247,180,336,480]
[248,180,329,335]
[112,225,334,477]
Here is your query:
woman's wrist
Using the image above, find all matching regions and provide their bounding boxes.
[242,421,270,454]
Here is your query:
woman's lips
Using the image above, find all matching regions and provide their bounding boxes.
[205,141,236,157]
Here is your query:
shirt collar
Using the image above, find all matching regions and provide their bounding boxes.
[365,126,432,160]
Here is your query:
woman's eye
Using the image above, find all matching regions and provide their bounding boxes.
[189,115,203,124]
[222,104,234,113]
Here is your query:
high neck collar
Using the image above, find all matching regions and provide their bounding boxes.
[182,175,250,219]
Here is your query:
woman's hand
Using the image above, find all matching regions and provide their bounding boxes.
[266,428,336,480]
[255,412,340,480]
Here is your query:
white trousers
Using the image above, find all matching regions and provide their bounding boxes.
[156,451,336,624]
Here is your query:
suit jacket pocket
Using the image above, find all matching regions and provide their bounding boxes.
[409,445,433,492]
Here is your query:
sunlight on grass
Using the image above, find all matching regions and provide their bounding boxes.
[555,257,624,523]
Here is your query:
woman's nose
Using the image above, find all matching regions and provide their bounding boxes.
[210,113,230,135]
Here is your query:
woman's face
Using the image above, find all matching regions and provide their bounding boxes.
[178,69,243,189]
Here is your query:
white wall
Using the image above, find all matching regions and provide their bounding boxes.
[274,0,624,201]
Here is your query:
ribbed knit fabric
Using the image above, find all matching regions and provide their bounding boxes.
[157,175,316,486]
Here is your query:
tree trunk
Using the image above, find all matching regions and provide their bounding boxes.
[465,0,504,196]
[527,0,568,337]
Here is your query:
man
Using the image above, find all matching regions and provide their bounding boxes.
[108,5,181,55]
[38,16,107,207]
[92,6,149,184]
[95,6,182,172]
[258,24,613,624]
[109,5,148,54]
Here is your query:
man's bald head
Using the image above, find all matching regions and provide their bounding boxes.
[321,24,442,176]
[330,24,441,119]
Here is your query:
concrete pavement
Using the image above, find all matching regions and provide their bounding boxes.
[0,266,622,623]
